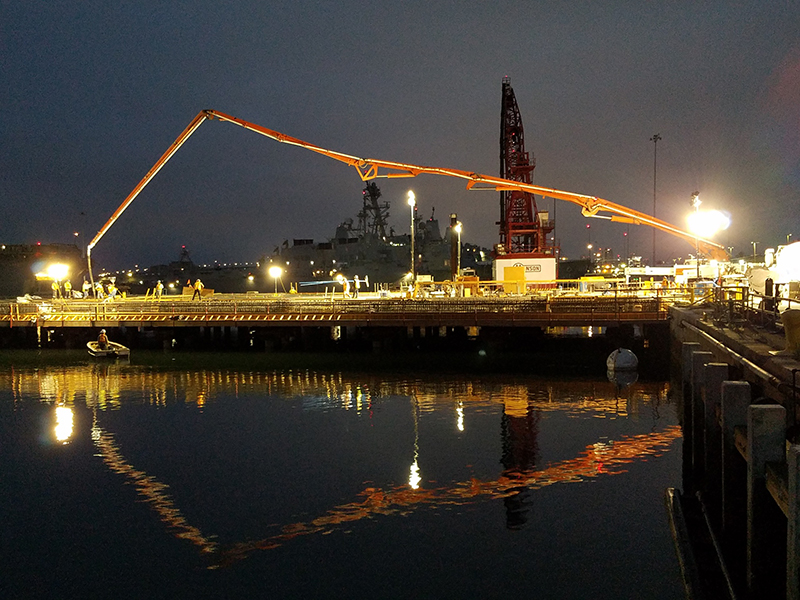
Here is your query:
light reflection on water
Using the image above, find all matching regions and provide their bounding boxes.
[3,364,665,418]
[2,364,682,597]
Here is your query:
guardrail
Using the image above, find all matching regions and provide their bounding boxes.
[697,285,800,331]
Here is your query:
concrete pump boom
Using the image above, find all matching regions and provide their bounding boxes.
[86,109,728,284]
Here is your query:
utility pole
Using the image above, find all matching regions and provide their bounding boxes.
[650,134,661,266]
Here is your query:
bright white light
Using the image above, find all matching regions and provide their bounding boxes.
[687,210,731,238]
[268,265,283,279]
[46,263,69,281]
[54,406,74,443]
[456,405,464,432]
[407,190,416,207]
[775,241,800,282]
[247,275,255,282]
[409,459,421,489]
[454,222,462,234]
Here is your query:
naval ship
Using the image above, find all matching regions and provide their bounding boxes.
[101,182,491,296]
[266,182,492,288]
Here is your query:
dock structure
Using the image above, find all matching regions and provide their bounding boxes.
[0,294,669,330]
[0,291,676,354]
[671,306,800,599]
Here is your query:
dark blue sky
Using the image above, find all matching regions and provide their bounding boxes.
[3,1,799,269]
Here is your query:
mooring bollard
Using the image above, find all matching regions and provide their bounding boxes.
[703,362,728,519]
[788,444,800,600]
[747,403,786,593]
[721,381,750,534]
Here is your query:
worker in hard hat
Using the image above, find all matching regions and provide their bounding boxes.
[192,278,204,300]
[63,280,72,299]
[154,280,164,300]
[97,329,109,350]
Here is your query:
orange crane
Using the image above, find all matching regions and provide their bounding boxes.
[86,109,728,284]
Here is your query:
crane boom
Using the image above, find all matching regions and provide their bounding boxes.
[87,109,727,285]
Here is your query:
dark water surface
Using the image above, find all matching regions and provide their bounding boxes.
[1,357,683,599]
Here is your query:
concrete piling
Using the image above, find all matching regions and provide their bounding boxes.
[691,351,713,483]
[672,306,800,598]
[747,404,786,593]
[702,362,728,519]
[788,444,800,600]
[721,381,750,535]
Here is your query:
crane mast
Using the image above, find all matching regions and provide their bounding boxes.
[499,77,554,256]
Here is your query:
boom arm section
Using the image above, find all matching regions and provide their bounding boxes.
[88,109,727,282]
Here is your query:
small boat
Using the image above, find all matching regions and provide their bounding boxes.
[87,340,130,358]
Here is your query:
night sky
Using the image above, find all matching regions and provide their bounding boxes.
[3,2,799,270]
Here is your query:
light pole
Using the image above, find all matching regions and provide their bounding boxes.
[751,241,758,260]
[788,234,793,244]
[651,133,661,266]
[407,191,416,281]
[691,191,701,281]
[623,231,629,264]
[268,265,282,295]
[455,221,462,277]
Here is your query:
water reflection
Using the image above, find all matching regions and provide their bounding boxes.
[501,396,540,529]
[4,364,676,571]
[54,405,74,443]
[90,412,219,555]
[409,395,422,489]
[218,426,681,566]
[2,365,668,418]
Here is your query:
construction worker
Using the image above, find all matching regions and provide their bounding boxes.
[192,278,204,300]
[353,275,361,298]
[51,280,61,299]
[106,282,118,301]
[63,280,72,299]
[154,280,164,300]
[82,279,91,298]
[94,281,105,299]
[97,329,108,350]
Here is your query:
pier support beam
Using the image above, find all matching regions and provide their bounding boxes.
[747,403,786,594]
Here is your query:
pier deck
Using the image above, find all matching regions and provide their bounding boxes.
[1,294,669,330]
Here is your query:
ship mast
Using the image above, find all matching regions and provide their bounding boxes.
[357,181,390,238]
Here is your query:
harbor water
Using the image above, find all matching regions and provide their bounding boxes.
[1,354,684,599]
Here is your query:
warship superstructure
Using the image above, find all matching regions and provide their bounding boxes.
[268,181,491,287]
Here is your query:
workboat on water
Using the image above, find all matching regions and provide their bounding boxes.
[87,341,130,359]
